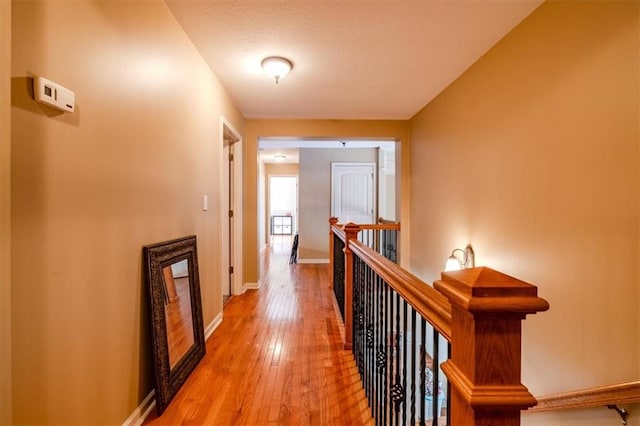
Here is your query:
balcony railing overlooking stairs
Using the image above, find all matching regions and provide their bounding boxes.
[329,217,399,321]
[329,218,550,426]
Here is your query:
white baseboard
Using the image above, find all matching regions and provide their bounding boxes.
[297,258,330,264]
[122,389,155,426]
[205,312,223,340]
[123,313,224,425]
[243,282,260,291]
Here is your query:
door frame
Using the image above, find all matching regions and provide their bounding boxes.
[219,117,243,302]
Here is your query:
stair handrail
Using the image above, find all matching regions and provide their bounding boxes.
[530,380,640,412]
[378,216,398,225]
[330,219,400,232]
[348,236,452,340]
[526,380,640,424]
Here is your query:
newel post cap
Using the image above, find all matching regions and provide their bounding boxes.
[343,222,361,235]
[342,222,360,253]
[434,267,549,315]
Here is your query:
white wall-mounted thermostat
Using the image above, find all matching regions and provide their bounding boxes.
[34,76,75,113]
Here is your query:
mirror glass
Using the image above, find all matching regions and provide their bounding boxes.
[144,235,205,415]
[162,259,195,368]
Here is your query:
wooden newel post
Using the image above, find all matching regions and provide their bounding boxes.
[328,217,339,289]
[342,222,360,350]
[434,267,549,426]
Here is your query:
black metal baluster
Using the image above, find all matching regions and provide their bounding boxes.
[360,260,366,377]
[432,329,440,423]
[402,300,408,426]
[354,257,362,377]
[419,318,426,426]
[371,266,378,419]
[352,257,357,354]
[368,263,374,413]
[376,274,383,422]
[332,235,345,320]
[364,262,370,403]
[393,292,401,426]
[373,273,379,421]
[388,289,395,425]
[360,258,366,379]
[383,280,389,426]
[365,261,371,412]
[385,229,389,260]
[410,307,416,425]
[445,339,452,426]
[370,270,380,422]
[361,264,369,392]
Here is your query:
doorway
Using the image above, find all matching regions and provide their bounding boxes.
[268,176,298,236]
[268,175,298,255]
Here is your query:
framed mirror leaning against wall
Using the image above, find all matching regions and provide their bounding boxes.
[143,235,205,415]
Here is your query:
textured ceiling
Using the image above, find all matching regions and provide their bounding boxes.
[164,0,543,120]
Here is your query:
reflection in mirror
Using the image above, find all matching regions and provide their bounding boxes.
[162,259,195,368]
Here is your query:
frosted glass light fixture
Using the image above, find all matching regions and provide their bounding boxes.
[445,244,475,271]
[261,56,293,84]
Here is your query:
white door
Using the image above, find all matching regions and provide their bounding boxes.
[331,163,376,224]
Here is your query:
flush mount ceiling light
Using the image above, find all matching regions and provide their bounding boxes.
[261,56,293,84]
[273,154,287,162]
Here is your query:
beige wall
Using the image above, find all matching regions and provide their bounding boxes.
[1,1,11,424]
[409,2,639,425]
[244,119,410,284]
[11,1,243,424]
[299,148,377,260]
[265,163,299,176]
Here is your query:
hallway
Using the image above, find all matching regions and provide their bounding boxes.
[144,237,373,425]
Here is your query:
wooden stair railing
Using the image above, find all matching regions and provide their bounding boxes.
[526,381,640,424]
[329,217,400,259]
[330,219,550,426]
[329,217,402,350]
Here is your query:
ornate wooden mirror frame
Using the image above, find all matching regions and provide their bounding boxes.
[143,235,205,414]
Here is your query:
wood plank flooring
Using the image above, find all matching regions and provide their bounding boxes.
[144,237,373,425]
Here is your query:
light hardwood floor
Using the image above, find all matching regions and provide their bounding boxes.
[144,237,373,425]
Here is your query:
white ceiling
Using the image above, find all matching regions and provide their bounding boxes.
[163,0,543,120]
